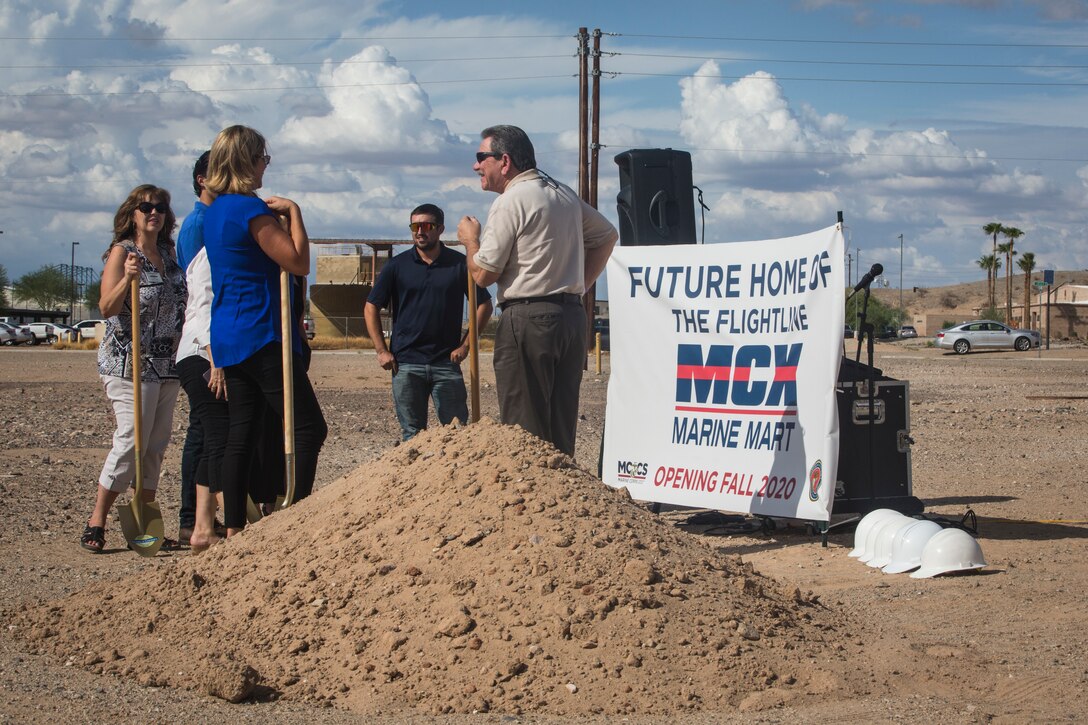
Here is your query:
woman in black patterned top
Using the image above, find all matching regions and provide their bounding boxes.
[80,185,187,553]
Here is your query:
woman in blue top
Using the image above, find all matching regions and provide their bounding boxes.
[202,125,327,535]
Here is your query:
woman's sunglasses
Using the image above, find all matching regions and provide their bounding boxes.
[136,201,168,214]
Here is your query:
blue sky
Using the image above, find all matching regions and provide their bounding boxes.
[1,0,1086,295]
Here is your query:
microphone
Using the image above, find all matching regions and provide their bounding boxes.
[853,263,884,292]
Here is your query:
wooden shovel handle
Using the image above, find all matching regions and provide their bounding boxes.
[280,269,297,507]
[467,269,480,423]
[130,278,144,522]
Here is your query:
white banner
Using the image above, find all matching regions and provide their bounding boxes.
[602,225,845,521]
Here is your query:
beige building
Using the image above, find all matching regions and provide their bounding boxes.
[309,240,412,338]
[1028,284,1088,340]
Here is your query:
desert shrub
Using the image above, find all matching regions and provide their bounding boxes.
[938,292,960,308]
[53,339,99,351]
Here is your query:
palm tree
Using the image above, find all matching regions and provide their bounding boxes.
[983,222,1003,308]
[976,256,989,288]
[1001,227,1023,323]
[1018,252,1036,328]
[976,254,999,310]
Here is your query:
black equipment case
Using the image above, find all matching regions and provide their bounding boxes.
[833,367,922,516]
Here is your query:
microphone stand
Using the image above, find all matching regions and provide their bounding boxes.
[846,280,878,512]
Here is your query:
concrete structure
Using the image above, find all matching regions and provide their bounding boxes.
[307,239,413,338]
[1030,284,1088,340]
[309,239,468,339]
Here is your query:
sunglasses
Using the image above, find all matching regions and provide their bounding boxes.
[476,151,503,163]
[257,154,271,165]
[136,201,168,214]
[409,222,439,233]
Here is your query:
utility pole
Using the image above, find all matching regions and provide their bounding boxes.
[577,27,588,199]
[898,233,904,325]
[70,241,79,322]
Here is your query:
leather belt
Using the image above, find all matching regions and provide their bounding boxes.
[499,293,581,312]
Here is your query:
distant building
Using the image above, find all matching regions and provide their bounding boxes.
[1031,284,1088,339]
[308,239,412,339]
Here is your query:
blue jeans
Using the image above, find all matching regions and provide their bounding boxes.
[391,361,468,441]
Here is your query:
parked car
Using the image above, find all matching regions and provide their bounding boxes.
[877,325,898,340]
[303,317,315,340]
[0,322,32,346]
[898,325,918,339]
[844,324,854,339]
[27,322,79,344]
[935,320,1040,354]
[26,323,49,345]
[74,319,108,340]
[0,325,12,345]
[51,323,80,343]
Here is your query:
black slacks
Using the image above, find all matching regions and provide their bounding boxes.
[219,342,327,529]
[493,299,586,457]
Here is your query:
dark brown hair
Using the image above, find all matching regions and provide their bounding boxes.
[104,184,176,261]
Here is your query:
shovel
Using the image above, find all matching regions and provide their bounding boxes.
[117,276,165,556]
[245,269,297,522]
[467,268,480,422]
[278,268,297,509]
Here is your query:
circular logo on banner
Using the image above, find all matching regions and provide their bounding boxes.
[808,460,823,502]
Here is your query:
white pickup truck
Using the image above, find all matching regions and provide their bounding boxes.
[26,323,80,344]
[74,319,107,340]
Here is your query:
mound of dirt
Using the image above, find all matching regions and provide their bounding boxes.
[13,418,859,716]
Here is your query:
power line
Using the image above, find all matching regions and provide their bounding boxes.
[11,73,574,98]
[12,51,1082,74]
[612,32,1088,49]
[610,70,1088,87]
[6,31,1084,49]
[657,146,1088,164]
[619,51,1088,71]
[12,67,1083,100]
[0,34,574,41]
[0,54,573,71]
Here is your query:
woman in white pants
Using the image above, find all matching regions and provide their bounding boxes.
[80,185,187,553]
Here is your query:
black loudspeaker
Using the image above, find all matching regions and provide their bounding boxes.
[614,149,697,246]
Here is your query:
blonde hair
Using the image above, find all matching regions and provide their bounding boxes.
[204,125,267,198]
[104,184,176,261]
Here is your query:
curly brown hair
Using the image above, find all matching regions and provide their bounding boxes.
[105,184,176,261]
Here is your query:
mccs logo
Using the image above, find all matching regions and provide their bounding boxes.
[617,460,649,482]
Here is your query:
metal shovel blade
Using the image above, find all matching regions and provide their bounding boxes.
[246,496,264,524]
[117,498,165,557]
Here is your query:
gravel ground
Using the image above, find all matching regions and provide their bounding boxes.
[1,342,1086,723]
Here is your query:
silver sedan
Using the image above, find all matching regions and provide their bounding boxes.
[935,320,1041,354]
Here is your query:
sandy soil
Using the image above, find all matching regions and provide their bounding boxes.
[1,340,1086,724]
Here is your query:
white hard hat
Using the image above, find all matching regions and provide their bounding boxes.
[849,509,901,558]
[882,519,944,574]
[865,515,916,568]
[909,528,987,579]
[858,513,909,564]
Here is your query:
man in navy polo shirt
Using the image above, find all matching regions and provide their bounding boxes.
[365,203,493,441]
